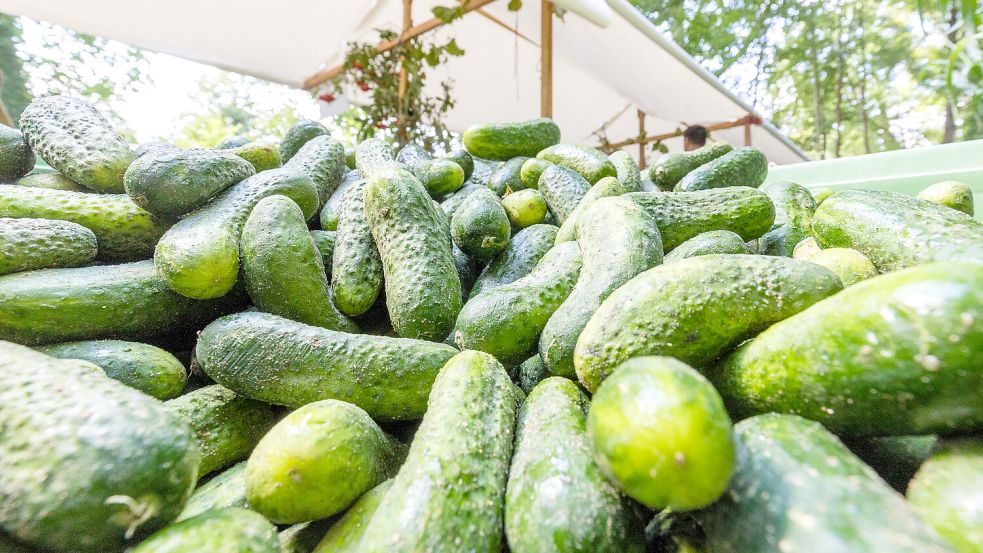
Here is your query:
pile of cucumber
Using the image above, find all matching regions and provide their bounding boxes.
[0,96,980,553]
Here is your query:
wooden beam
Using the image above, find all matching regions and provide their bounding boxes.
[541,0,553,118]
[396,0,413,142]
[637,109,646,169]
[744,119,752,146]
[303,0,497,89]
[601,115,759,152]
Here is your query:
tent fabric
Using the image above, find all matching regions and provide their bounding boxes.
[0,0,808,164]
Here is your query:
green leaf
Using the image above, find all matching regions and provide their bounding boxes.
[508,0,522,10]
[963,0,977,33]
[432,5,462,23]
[446,39,465,56]
[425,48,441,66]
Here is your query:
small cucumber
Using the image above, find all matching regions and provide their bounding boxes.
[907,438,983,552]
[674,147,767,192]
[13,172,87,192]
[0,124,34,180]
[608,150,643,192]
[312,480,393,553]
[319,169,361,230]
[463,117,561,160]
[757,180,817,256]
[520,157,553,189]
[537,144,617,184]
[177,462,249,521]
[502,188,547,228]
[917,180,974,216]
[664,230,748,262]
[487,156,529,195]
[471,223,558,298]
[806,247,877,286]
[309,230,335,277]
[283,135,347,206]
[132,508,279,553]
[554,175,626,243]
[0,217,97,275]
[538,165,591,224]
[451,187,511,261]
[442,148,474,181]
[415,158,465,197]
[515,354,550,395]
[331,179,383,316]
[230,140,282,172]
[280,119,329,163]
[649,142,733,190]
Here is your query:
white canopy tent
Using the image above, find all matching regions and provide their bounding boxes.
[0,0,808,164]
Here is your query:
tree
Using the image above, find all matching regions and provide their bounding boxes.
[0,15,31,124]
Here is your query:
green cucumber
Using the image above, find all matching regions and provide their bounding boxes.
[649,142,733,191]
[625,187,775,250]
[844,435,937,492]
[13,172,87,192]
[37,339,187,400]
[452,243,479,301]
[320,169,360,230]
[455,241,582,368]
[131,508,279,553]
[541,197,662,378]
[0,260,243,346]
[283,135,347,206]
[588,356,734,510]
[0,184,169,262]
[674,147,767,192]
[197,311,458,420]
[177,462,249,521]
[520,157,553,189]
[700,413,952,553]
[487,156,529,195]
[538,165,591,224]
[506,377,645,553]
[442,148,474,181]
[664,230,748,262]
[415,158,465,197]
[470,156,502,187]
[331,179,382,317]
[364,168,461,341]
[470,223,558,298]
[812,189,983,271]
[166,384,279,477]
[0,124,34,180]
[355,138,405,178]
[439,182,483,216]
[0,217,97,275]
[280,520,335,553]
[123,147,255,219]
[907,438,983,552]
[246,400,403,523]
[554,175,626,243]
[231,140,281,172]
[280,119,329,163]
[918,180,974,216]
[312,480,393,553]
[154,168,319,300]
[451,187,511,261]
[344,145,356,169]
[711,262,983,437]
[136,142,180,157]
[537,144,617,184]
[502,188,547,228]
[0,341,199,552]
[806,247,877,286]
[241,195,357,332]
[20,96,135,192]
[216,136,252,149]
[309,230,335,277]
[574,254,842,392]
[757,180,817,256]
[463,117,561,161]
[608,150,642,192]
[358,350,518,553]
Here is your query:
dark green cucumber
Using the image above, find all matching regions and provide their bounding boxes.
[439,182,483,216]
[331,179,383,317]
[283,135,347,206]
[245,400,403,523]
[20,96,135,192]
[917,180,974,216]
[280,119,329,163]
[588,357,734,511]
[506,377,645,553]
[13,172,87,192]
[154,168,319,300]
[355,138,405,178]
[626,187,775,250]
[537,144,617,184]
[451,187,511,261]
[554,176,626,243]
[807,247,878,286]
[0,184,169,262]
[574,254,842,392]
[37,339,187,400]
[471,223,558,298]
[320,169,361,230]
[844,435,937,492]
[674,147,767,192]
[649,142,733,191]
[166,384,279,477]
[197,311,458,420]
[463,117,561,161]
[0,260,243,346]
[757,180,817,256]
[364,168,461,341]
[520,157,553,189]
[312,480,393,553]
[712,262,983,437]
[700,414,952,553]
[231,140,281,172]
[0,341,199,552]
[541,197,662,378]
[664,230,748,262]
[280,520,335,553]
[0,217,97,275]
[0,124,33,180]
[487,156,529,195]
[442,148,474,181]
[455,241,582,368]
[415,158,465,197]
[131,508,279,553]
[123,147,255,219]
[907,437,983,552]
[502,188,547,228]
[452,243,479,301]
[812,189,983,271]
[469,157,502,187]
[177,462,249,521]
[310,230,335,277]
[216,136,252,149]
[538,165,591,224]
[358,350,518,553]
[515,354,550,395]
[241,195,357,332]
[344,144,356,169]
[608,150,642,192]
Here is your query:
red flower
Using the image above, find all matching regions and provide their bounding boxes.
[318,93,335,103]
[374,121,387,129]
[352,62,364,70]
[357,80,371,92]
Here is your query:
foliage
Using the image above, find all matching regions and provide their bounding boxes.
[0,15,31,124]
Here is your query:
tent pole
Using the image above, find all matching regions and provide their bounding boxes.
[541,0,553,118]
[744,117,752,146]
[397,0,413,143]
[637,109,646,169]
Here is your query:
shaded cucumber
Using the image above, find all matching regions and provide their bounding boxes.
[664,230,748,262]
[312,480,393,553]
[319,169,361,230]
[177,462,249,521]
[470,223,558,298]
[520,157,553,189]
[844,435,938,492]
[0,217,97,275]
[442,148,474,181]
[13,172,87,192]
[309,230,336,277]
[608,150,642,192]
[649,141,732,191]
[487,156,529,196]
[331,179,382,317]
[674,147,767,192]
[757,180,817,257]
[0,124,34,180]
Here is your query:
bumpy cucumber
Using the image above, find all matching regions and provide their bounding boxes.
[0,342,199,552]
[312,480,393,553]
[197,311,458,420]
[506,377,645,553]
[132,508,279,553]
[537,144,617,184]
[0,124,34,180]
[20,96,135,192]
[364,168,461,340]
[554,175,626,243]
[664,230,748,262]
[574,255,842,392]
[515,354,550,395]
[649,142,733,190]
[283,135,347,206]
[0,217,97,275]
[502,188,547,228]
[541,197,662,378]
[124,147,255,219]
[309,230,335,276]
[807,247,877,286]
[471,223,558,298]
[451,187,511,260]
[0,184,168,262]
[918,180,974,216]
[539,165,591,224]
[907,438,983,552]
[37,339,187,400]
[439,182,483,216]
[280,119,329,163]
[355,138,405,178]
[608,150,642,192]
[757,180,817,256]
[231,140,281,172]
[416,158,465,197]
[166,384,279,477]
[241,195,357,331]
[700,414,952,553]
[626,187,775,250]
[463,117,561,160]
[13,172,87,192]
[455,241,582,368]
[712,262,983,437]
[812,189,983,271]
[845,435,938,492]
[320,169,360,230]
[0,260,242,346]
[487,156,529,195]
[674,147,767,192]
[177,462,249,521]
[443,148,474,181]
[520,158,553,190]
[359,351,518,553]
[154,168,319,300]
[331,179,383,316]
[246,400,403,523]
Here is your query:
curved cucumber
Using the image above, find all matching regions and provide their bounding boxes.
[319,169,361,230]
[154,168,319,300]
[907,438,983,552]
[574,254,842,392]
[664,230,748,262]
[757,180,817,256]
[0,217,97,275]
[0,184,169,262]
[554,175,626,243]
[177,462,249,521]
[230,140,281,172]
[283,135,347,206]
[471,223,558,298]
[649,141,733,190]
[280,119,329,163]
[451,187,511,261]
[520,157,553,189]
[487,156,529,195]
[506,377,645,553]
[538,165,591,224]
[917,180,974,216]
[674,147,767,192]
[312,480,393,553]
[132,508,279,553]
[0,124,34,180]
[537,144,617,184]
[331,179,383,317]
[197,311,458,420]
[712,262,983,437]
[463,117,561,161]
